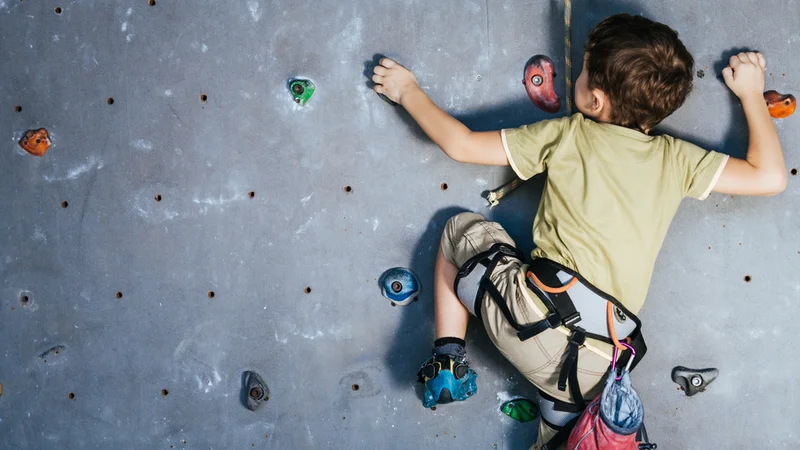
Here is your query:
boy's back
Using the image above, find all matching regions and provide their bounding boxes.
[503,114,728,313]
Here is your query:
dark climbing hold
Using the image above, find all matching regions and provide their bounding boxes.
[18,128,52,157]
[39,345,65,359]
[289,79,315,105]
[671,366,718,397]
[242,370,269,411]
[501,398,539,422]
[523,55,561,114]
[379,267,420,306]
[764,90,796,119]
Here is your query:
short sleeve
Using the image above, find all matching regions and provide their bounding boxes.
[671,139,729,200]
[501,117,569,180]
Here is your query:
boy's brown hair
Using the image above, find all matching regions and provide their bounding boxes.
[584,14,694,132]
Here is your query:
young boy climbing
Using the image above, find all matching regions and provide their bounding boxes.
[372,13,787,449]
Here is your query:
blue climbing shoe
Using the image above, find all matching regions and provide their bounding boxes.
[417,355,477,408]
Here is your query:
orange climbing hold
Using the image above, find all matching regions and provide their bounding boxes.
[18,128,51,156]
[764,90,796,119]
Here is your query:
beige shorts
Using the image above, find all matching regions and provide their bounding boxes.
[441,212,614,449]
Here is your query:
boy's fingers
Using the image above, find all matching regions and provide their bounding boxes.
[729,55,742,68]
[380,58,397,69]
[373,84,385,94]
[721,66,734,84]
[373,66,387,76]
[745,52,759,65]
[757,53,766,70]
[736,52,750,64]
[372,74,384,84]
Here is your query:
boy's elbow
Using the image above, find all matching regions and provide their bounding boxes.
[762,171,788,196]
[440,143,465,162]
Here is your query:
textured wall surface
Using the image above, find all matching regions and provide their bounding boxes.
[1,1,798,448]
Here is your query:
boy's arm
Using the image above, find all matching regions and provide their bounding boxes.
[372,58,509,166]
[713,52,788,196]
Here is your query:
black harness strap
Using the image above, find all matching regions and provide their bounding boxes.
[557,327,587,410]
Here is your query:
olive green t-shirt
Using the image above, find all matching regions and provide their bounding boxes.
[502,114,728,314]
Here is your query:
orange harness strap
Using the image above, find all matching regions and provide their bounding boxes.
[607,302,628,351]
[527,271,578,294]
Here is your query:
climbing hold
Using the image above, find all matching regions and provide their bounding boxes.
[671,366,718,397]
[379,267,420,305]
[500,398,539,423]
[18,128,51,157]
[289,79,315,105]
[523,55,561,114]
[242,370,269,411]
[764,90,796,119]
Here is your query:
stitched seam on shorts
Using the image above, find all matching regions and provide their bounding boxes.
[523,345,567,375]
[463,230,482,256]
[576,367,608,376]
[478,221,501,243]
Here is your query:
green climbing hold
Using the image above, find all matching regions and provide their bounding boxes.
[289,79,315,106]
[500,398,539,423]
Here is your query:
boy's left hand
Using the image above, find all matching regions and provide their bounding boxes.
[721,52,766,102]
[372,58,419,105]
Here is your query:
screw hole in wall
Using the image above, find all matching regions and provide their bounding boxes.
[154,194,162,202]
[791,168,797,176]
[20,294,29,305]
[68,392,75,400]
[200,94,208,102]
[14,105,21,112]
[106,97,114,105]
[343,185,353,193]
[440,182,448,191]
[351,384,359,391]
[248,191,255,199]
[207,290,215,298]
[148,0,156,5]
[161,389,169,396]
[61,201,69,208]
[54,6,62,14]
[304,286,311,294]
[115,292,123,299]
[744,275,752,283]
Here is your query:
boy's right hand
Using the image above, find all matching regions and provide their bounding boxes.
[721,52,766,101]
[372,58,420,105]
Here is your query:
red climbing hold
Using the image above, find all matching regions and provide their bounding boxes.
[764,90,796,119]
[18,128,51,156]
[523,55,561,114]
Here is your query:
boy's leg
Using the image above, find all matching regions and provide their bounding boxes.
[433,247,469,340]
[418,212,515,408]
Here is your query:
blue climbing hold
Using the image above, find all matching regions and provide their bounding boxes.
[379,267,420,305]
[417,356,478,408]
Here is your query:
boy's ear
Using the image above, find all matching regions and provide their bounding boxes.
[591,88,612,122]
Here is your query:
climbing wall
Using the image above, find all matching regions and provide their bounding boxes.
[0,1,798,448]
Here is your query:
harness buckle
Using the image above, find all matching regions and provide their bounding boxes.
[562,311,582,328]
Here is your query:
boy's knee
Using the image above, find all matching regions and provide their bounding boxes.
[440,212,486,265]
[441,212,484,246]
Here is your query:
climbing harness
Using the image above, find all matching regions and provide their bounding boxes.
[485,0,573,208]
[454,242,648,414]
[417,355,478,408]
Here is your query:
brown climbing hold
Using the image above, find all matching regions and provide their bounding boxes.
[764,90,796,119]
[18,128,51,157]
[523,55,561,114]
